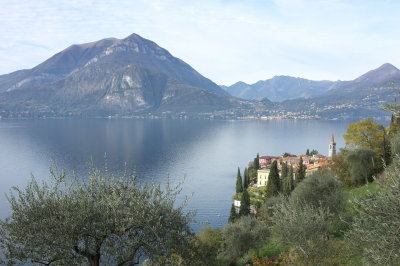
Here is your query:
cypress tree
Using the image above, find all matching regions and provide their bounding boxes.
[306,149,310,156]
[266,161,280,197]
[297,156,306,182]
[289,165,294,189]
[228,203,237,223]
[281,162,288,179]
[243,168,249,189]
[239,189,251,216]
[236,167,243,193]
[254,153,260,169]
[283,165,295,196]
[246,168,250,186]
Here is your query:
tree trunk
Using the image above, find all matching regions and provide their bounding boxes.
[88,254,100,266]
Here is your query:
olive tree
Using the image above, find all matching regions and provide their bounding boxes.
[346,148,376,185]
[219,216,269,264]
[289,171,344,215]
[346,156,400,265]
[271,201,333,263]
[0,166,193,266]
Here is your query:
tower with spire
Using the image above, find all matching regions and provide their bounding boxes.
[328,134,336,159]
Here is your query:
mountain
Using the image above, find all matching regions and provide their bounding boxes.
[280,63,400,120]
[0,33,398,121]
[221,76,335,102]
[0,34,236,116]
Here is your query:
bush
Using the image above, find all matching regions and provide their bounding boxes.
[258,195,284,221]
[345,156,400,265]
[219,216,269,264]
[271,201,333,263]
[390,131,400,156]
[191,227,224,266]
[346,148,376,185]
[289,171,344,215]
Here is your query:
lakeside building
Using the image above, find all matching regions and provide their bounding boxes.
[257,167,271,187]
[256,137,333,187]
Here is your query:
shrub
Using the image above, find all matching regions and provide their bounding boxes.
[219,216,269,264]
[289,171,344,215]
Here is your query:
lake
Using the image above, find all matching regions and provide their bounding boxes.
[0,118,348,232]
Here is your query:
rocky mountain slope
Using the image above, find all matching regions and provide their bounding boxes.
[0,34,238,116]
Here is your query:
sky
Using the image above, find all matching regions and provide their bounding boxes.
[1,0,400,85]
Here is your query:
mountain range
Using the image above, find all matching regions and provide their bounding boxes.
[0,33,399,120]
[221,77,335,102]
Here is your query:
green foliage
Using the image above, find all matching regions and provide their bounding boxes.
[282,165,294,196]
[288,165,293,180]
[247,186,267,210]
[0,165,193,266]
[296,156,306,182]
[289,171,344,215]
[345,156,400,265]
[271,201,333,263]
[219,216,269,264]
[239,189,251,216]
[265,161,280,198]
[254,153,260,170]
[257,237,290,259]
[343,118,388,167]
[331,148,352,187]
[306,149,310,156]
[343,182,381,201]
[191,227,224,266]
[236,167,243,193]
[280,162,288,179]
[346,148,376,185]
[247,167,258,183]
[310,149,318,156]
[228,203,237,223]
[258,195,284,221]
[390,131,400,157]
[243,168,249,189]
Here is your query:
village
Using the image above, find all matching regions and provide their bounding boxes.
[232,135,337,214]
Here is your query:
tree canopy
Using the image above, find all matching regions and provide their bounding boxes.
[0,165,193,266]
[289,171,344,215]
[236,167,243,193]
[266,161,280,197]
[343,118,388,165]
[346,156,400,265]
[346,148,376,185]
[297,157,306,182]
[239,189,251,216]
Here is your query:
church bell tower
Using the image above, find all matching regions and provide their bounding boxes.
[328,134,336,159]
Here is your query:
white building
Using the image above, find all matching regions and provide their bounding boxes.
[257,167,270,187]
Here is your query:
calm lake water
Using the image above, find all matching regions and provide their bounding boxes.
[0,119,348,232]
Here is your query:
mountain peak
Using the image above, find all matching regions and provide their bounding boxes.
[123,33,145,41]
[379,63,399,71]
[355,63,400,83]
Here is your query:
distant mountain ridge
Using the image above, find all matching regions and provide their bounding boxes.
[0,33,236,116]
[221,76,336,102]
[278,63,400,120]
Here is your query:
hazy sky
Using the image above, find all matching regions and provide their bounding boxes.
[1,0,400,85]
